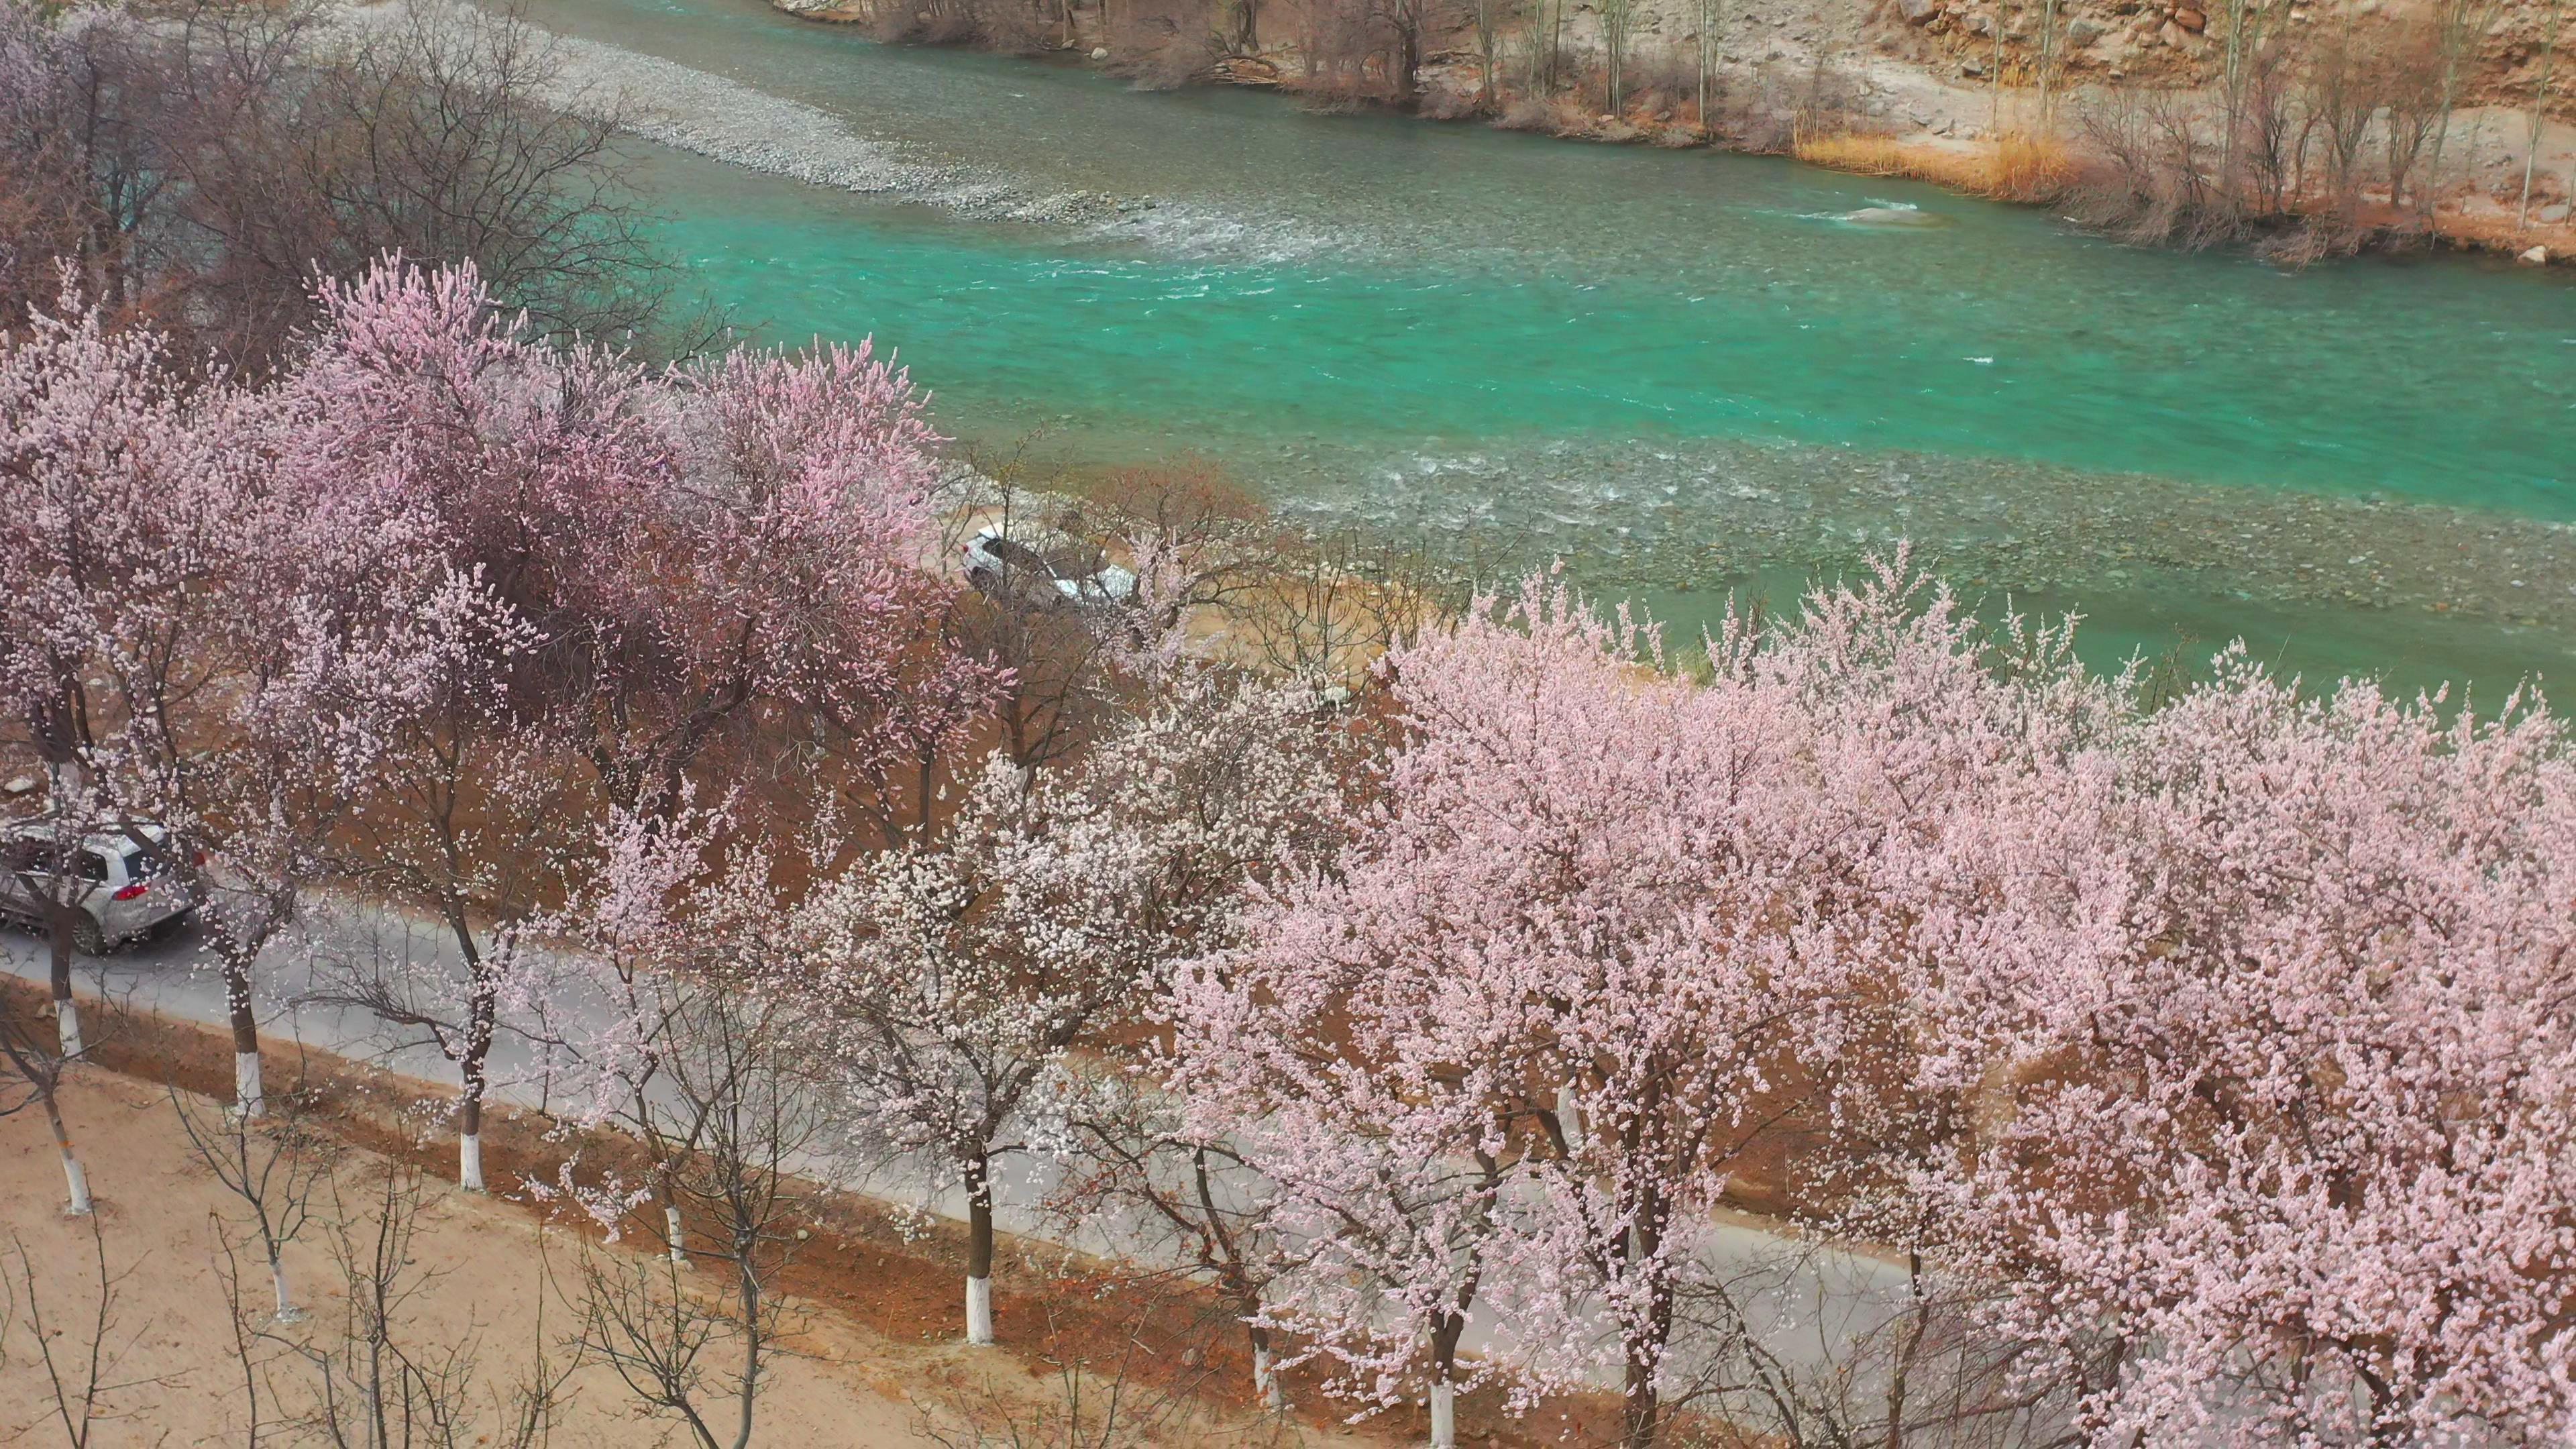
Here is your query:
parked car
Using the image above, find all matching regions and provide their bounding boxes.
[0,818,197,954]
[960,525,1138,613]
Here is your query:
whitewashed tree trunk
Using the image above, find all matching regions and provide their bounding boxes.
[1428,1374,1456,1448]
[270,1255,299,1321]
[60,1148,91,1215]
[666,1204,686,1264]
[458,1131,484,1192]
[235,1051,266,1120]
[1254,1344,1283,1409]
[56,998,84,1060]
[965,1274,994,1344]
[42,1089,89,1214]
[1556,1082,1583,1149]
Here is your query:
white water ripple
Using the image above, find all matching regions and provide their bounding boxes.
[500,18,1358,260]
[541,33,1126,225]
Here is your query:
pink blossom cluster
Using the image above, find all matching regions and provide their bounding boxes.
[1172,559,2576,1447]
[13,257,2575,1448]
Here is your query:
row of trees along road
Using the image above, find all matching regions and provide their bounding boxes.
[11,256,2576,1444]
[3,9,2575,1445]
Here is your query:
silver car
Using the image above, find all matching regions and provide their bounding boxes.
[0,819,197,954]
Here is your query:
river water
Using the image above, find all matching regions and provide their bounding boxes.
[522,0,2576,693]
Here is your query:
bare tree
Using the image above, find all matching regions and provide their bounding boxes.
[1603,0,1636,113]
[272,1150,576,1448]
[175,0,692,366]
[167,1081,340,1323]
[2298,17,2380,223]
[0,5,172,331]
[2379,15,2450,215]
[2420,0,2508,215]
[1695,0,1726,131]
[2522,0,2568,226]
[1656,1243,2098,1448]
[7,1215,162,1448]
[1050,1063,1304,1411]
[564,981,825,1449]
[0,0,695,370]
[1228,525,1454,685]
[1,971,99,1216]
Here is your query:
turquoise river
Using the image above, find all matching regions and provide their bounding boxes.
[525,0,2576,693]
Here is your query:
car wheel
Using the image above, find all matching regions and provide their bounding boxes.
[71,914,107,956]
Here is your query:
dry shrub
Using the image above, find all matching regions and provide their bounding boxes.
[1493,95,1556,129]
[1069,456,1267,539]
[1106,0,1218,87]
[868,3,982,44]
[1794,129,2078,202]
[1285,0,1378,102]
[2253,217,2368,268]
[1713,62,1802,151]
[965,0,1062,54]
[1988,131,2081,199]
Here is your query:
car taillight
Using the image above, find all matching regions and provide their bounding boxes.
[112,883,146,901]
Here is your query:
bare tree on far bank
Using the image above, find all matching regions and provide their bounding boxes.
[0,0,700,366]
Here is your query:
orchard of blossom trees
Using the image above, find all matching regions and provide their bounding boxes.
[5,260,2575,1449]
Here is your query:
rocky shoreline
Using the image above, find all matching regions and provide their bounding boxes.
[757,0,2576,266]
[547,35,1122,223]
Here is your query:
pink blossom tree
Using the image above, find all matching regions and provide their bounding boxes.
[278,258,647,1189]
[558,332,975,826]
[790,667,1343,1346]
[1890,647,2576,1447]
[282,256,983,1189]
[0,282,249,1061]
[1174,561,2123,1449]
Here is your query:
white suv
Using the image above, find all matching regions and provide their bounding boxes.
[0,819,198,954]
[960,525,1138,612]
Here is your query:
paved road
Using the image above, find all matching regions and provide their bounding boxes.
[1,906,1917,1402]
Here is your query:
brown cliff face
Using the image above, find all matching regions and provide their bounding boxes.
[772,0,2576,258]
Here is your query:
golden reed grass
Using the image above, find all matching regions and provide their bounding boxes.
[1794,130,2080,203]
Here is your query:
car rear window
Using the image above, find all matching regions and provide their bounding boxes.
[984,537,1049,570]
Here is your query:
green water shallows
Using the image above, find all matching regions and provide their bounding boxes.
[531,0,2576,690]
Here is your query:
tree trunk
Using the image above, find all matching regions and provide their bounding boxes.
[46,1087,91,1214]
[455,951,496,1192]
[226,948,264,1118]
[50,913,83,1060]
[1621,1358,1660,1448]
[964,1152,996,1344]
[1619,1175,1675,1448]
[733,1251,761,1449]
[1250,1322,1283,1409]
[269,1249,299,1322]
[1428,1315,1466,1448]
[458,1087,486,1192]
[1882,1250,1931,1449]
[2523,0,2565,225]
